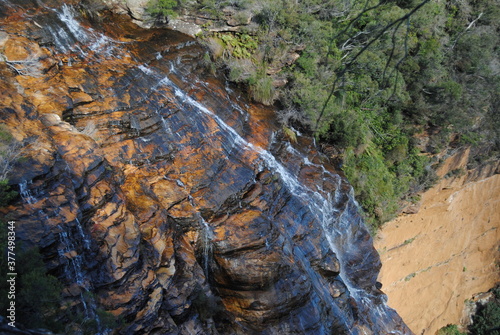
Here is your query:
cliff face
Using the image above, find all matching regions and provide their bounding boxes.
[375,149,500,334]
[0,0,410,333]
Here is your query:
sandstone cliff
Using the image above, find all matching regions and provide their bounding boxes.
[375,149,500,334]
[0,0,411,333]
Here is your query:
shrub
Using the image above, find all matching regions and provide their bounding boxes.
[0,179,17,207]
[219,33,258,59]
[342,146,400,230]
[0,237,63,331]
[147,0,180,18]
[437,324,467,335]
[469,286,500,335]
[0,125,23,207]
[249,73,275,105]
[227,58,255,82]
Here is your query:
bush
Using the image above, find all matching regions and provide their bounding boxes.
[147,0,180,18]
[249,73,275,105]
[437,324,467,335]
[0,179,17,207]
[0,233,63,331]
[469,286,500,335]
[342,146,400,230]
[0,126,21,207]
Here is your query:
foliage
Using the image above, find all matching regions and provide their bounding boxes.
[0,125,21,207]
[342,146,399,228]
[469,286,500,335]
[16,248,64,330]
[0,221,123,333]
[62,304,125,335]
[0,231,63,331]
[193,0,499,230]
[249,71,274,105]
[437,324,467,335]
[216,33,258,59]
[437,287,500,335]
[0,179,17,207]
[147,0,181,18]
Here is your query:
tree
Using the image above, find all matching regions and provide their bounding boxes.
[314,0,431,132]
[0,125,23,207]
[469,287,500,335]
[147,0,180,18]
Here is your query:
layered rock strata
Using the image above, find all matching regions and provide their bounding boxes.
[0,0,411,333]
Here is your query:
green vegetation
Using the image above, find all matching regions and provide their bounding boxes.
[437,324,467,335]
[404,272,415,281]
[15,248,63,330]
[0,179,16,208]
[469,286,500,335]
[0,125,19,207]
[0,227,63,330]
[62,299,125,335]
[147,0,249,19]
[147,0,182,18]
[446,168,466,179]
[403,236,416,245]
[147,0,499,230]
[437,286,500,335]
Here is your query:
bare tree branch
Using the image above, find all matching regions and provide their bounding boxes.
[0,140,24,181]
[450,12,483,49]
[314,0,431,133]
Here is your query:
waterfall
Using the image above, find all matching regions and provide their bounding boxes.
[18,180,36,204]
[134,61,405,333]
[42,4,119,59]
[200,218,214,278]
[58,229,106,334]
[75,218,92,251]
[17,181,103,330]
[58,231,85,285]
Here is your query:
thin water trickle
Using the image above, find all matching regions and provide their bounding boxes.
[200,218,214,277]
[58,231,85,285]
[75,218,91,250]
[18,177,103,331]
[19,180,36,204]
[58,229,107,333]
[147,61,341,255]
[58,4,89,44]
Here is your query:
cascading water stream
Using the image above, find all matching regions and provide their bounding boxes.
[58,231,85,285]
[17,180,107,333]
[134,61,404,333]
[145,66,341,259]
[19,180,88,295]
[18,180,36,205]
[36,3,123,63]
[8,5,106,316]
[75,217,92,251]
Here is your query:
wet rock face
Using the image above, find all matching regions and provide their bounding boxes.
[0,0,411,334]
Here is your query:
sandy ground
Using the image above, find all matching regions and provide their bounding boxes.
[375,173,500,334]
